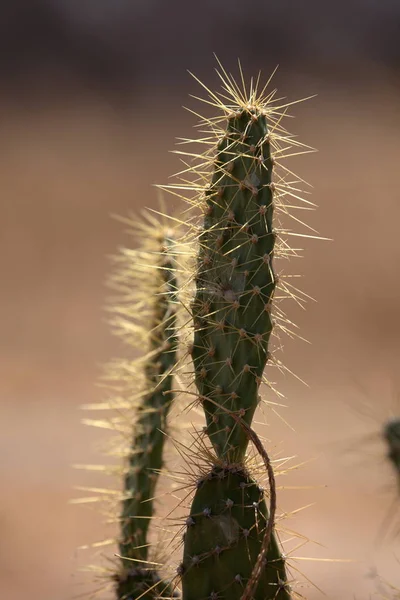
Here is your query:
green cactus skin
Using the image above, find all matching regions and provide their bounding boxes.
[113,232,179,600]
[191,108,276,464]
[180,465,290,600]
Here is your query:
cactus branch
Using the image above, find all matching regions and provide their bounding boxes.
[106,214,180,599]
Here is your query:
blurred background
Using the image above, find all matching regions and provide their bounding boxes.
[1,1,400,599]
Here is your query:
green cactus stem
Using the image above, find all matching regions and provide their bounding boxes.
[164,62,308,600]
[383,417,400,489]
[191,103,276,464]
[110,220,179,599]
[180,464,290,600]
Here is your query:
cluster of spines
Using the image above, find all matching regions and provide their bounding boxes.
[157,61,316,599]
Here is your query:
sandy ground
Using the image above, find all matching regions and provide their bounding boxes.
[1,76,400,599]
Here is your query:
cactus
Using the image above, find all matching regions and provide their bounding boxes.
[383,418,400,489]
[158,61,314,600]
[112,216,179,599]
[190,105,277,464]
[374,416,400,546]
[79,212,180,599]
[180,464,289,600]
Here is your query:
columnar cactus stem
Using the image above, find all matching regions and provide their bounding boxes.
[160,62,312,600]
[191,103,276,464]
[107,217,179,599]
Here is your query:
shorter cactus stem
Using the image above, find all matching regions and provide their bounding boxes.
[111,223,179,599]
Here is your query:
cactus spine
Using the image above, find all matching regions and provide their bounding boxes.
[160,63,310,599]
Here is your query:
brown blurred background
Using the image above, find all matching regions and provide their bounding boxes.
[1,2,400,599]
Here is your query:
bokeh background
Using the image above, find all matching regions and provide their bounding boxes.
[1,2,400,599]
